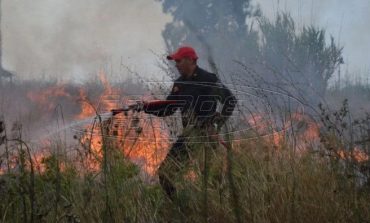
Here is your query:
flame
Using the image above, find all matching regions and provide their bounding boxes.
[75,71,170,176]
[15,70,170,177]
[3,71,366,178]
[245,112,320,148]
[245,113,368,163]
[78,109,169,175]
[75,88,96,119]
[27,84,72,111]
[338,147,369,163]
[0,144,51,175]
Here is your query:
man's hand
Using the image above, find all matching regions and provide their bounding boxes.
[111,101,145,116]
[111,108,125,116]
[206,124,219,141]
[210,112,226,131]
[132,101,145,112]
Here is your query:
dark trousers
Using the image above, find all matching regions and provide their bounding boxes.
[158,136,189,198]
[158,125,218,198]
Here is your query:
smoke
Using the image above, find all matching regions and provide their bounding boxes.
[255,0,370,74]
[2,0,170,81]
[1,0,369,81]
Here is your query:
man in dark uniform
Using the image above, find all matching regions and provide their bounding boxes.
[143,46,236,198]
[113,46,236,198]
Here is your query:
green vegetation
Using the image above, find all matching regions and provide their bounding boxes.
[0,110,369,222]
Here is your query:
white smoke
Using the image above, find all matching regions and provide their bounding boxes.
[1,0,369,81]
[2,0,171,81]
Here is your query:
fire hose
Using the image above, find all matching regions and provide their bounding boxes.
[110,100,232,150]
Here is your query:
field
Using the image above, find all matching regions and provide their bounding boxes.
[0,76,369,223]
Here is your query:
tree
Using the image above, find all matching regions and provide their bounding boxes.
[158,1,343,107]
[258,13,343,104]
[157,0,260,74]
[0,0,13,84]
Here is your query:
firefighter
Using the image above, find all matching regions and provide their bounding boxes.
[113,46,236,198]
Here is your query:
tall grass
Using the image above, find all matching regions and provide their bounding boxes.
[0,111,369,222]
[0,79,369,222]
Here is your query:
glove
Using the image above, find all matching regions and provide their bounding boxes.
[132,101,145,112]
[211,112,226,131]
[111,101,145,116]
[111,108,125,116]
[198,112,223,130]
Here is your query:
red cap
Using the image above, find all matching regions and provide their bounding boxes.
[167,46,198,60]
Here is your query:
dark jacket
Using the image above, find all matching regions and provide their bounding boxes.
[143,66,236,128]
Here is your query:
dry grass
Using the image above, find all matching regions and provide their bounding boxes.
[0,126,369,222]
[0,80,369,223]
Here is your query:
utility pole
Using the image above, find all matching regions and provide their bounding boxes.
[0,0,13,85]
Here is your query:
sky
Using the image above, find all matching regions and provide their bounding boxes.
[1,0,369,82]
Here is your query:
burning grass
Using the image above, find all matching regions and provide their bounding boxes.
[0,77,369,222]
[0,133,369,222]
